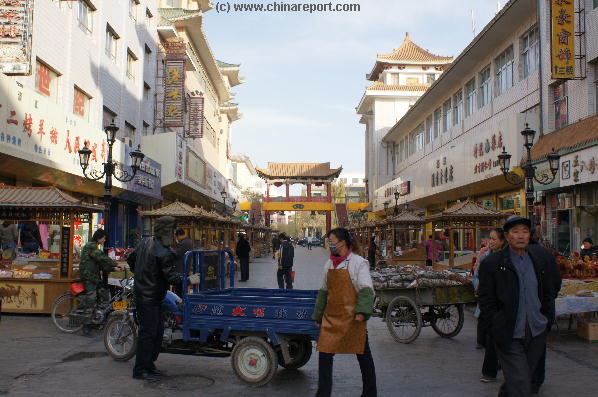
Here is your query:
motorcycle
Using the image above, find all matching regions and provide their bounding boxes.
[50,274,135,334]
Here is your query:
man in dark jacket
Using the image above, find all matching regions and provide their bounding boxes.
[127,216,200,381]
[174,229,194,274]
[271,234,280,259]
[478,217,561,397]
[235,233,251,282]
[277,233,294,289]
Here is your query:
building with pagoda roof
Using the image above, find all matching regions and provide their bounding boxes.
[357,33,453,203]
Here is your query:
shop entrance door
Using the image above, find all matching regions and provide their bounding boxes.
[556,210,571,256]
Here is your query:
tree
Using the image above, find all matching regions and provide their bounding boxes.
[331,180,346,203]
[241,188,263,203]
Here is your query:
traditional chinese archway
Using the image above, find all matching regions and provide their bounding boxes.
[254,162,343,233]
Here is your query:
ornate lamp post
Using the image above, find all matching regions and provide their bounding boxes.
[498,124,560,227]
[393,191,400,216]
[78,120,144,251]
[220,189,228,215]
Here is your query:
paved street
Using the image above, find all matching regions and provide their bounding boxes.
[1,246,597,397]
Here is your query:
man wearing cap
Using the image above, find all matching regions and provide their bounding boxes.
[478,216,561,397]
[127,216,200,381]
[580,237,598,259]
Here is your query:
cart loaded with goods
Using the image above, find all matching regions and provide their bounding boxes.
[371,265,475,343]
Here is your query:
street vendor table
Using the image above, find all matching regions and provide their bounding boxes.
[555,294,598,316]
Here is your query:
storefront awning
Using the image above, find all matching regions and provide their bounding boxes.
[0,185,102,212]
[425,199,509,227]
[531,114,598,161]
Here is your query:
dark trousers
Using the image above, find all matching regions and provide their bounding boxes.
[531,346,546,393]
[277,267,293,289]
[316,336,377,397]
[495,331,547,397]
[133,303,164,376]
[482,333,499,377]
[239,256,249,281]
[367,252,376,269]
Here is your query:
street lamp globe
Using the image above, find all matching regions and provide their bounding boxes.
[498,147,512,174]
[104,120,119,144]
[78,143,92,169]
[520,124,536,147]
[547,148,561,175]
[130,145,145,170]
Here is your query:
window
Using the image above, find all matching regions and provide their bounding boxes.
[442,99,451,132]
[398,139,404,164]
[453,90,463,125]
[402,137,408,160]
[143,82,151,101]
[415,124,424,152]
[465,78,476,117]
[426,74,436,84]
[594,0,598,8]
[105,25,119,61]
[479,66,491,108]
[144,44,152,64]
[102,106,117,128]
[389,73,399,85]
[126,49,137,80]
[78,0,94,33]
[433,108,441,138]
[143,121,150,136]
[406,77,419,85]
[129,0,138,22]
[123,121,135,146]
[495,46,514,95]
[35,60,59,102]
[165,0,181,6]
[554,83,568,130]
[521,26,539,78]
[352,178,359,184]
[73,86,91,120]
[425,116,433,143]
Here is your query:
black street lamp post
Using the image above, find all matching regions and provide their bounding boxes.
[383,201,389,217]
[498,124,560,228]
[78,120,145,251]
[393,191,400,216]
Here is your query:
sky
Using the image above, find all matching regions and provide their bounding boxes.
[203,0,505,175]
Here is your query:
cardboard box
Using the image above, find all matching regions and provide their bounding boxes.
[577,319,598,342]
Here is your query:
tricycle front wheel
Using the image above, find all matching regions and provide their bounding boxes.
[385,296,422,344]
[232,337,278,387]
[430,304,464,338]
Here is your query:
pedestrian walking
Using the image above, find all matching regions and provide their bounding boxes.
[307,239,312,250]
[78,229,124,335]
[478,217,561,397]
[277,233,294,289]
[473,228,506,383]
[235,233,251,282]
[424,234,440,266]
[367,236,377,270]
[126,216,200,381]
[312,228,377,397]
[272,234,280,259]
[174,229,194,273]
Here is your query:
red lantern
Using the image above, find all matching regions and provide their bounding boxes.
[315,182,323,187]
[274,182,283,187]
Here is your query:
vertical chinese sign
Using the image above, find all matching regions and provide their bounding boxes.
[0,0,33,75]
[188,95,204,138]
[163,40,186,127]
[550,0,575,79]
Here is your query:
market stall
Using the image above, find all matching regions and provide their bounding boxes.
[383,211,426,266]
[0,185,102,314]
[425,200,509,269]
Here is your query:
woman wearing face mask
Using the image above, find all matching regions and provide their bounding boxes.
[312,227,377,397]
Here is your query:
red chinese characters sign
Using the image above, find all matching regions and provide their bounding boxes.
[187,96,204,138]
[550,0,575,79]
[0,0,33,75]
[73,89,86,117]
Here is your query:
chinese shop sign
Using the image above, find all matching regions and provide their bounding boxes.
[188,95,204,138]
[163,40,186,128]
[550,0,575,79]
[0,0,33,75]
[431,157,454,187]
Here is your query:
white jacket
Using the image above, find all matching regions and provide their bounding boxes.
[320,253,374,293]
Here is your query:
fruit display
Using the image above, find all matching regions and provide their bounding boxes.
[559,279,598,297]
[371,266,471,290]
[556,252,598,279]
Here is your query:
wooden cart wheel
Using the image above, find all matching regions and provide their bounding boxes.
[51,293,84,333]
[232,337,278,387]
[278,339,313,369]
[430,304,464,338]
[385,296,422,344]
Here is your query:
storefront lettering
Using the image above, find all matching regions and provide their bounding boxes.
[474,159,500,174]
[473,132,502,158]
[431,157,454,187]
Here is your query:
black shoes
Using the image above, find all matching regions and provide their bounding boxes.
[132,371,160,382]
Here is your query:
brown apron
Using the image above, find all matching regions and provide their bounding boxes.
[316,267,367,354]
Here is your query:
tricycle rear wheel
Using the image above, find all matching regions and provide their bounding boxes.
[278,339,312,369]
[385,296,422,344]
[232,337,278,387]
[430,304,464,338]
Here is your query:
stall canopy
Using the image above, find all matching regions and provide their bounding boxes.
[385,211,426,226]
[0,185,100,211]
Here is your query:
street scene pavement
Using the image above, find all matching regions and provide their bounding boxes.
[1,246,597,397]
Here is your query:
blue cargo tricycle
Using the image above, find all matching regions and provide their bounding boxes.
[103,250,319,386]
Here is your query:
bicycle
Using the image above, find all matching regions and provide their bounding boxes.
[51,274,134,334]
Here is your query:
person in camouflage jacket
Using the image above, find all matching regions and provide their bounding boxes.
[78,229,123,327]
